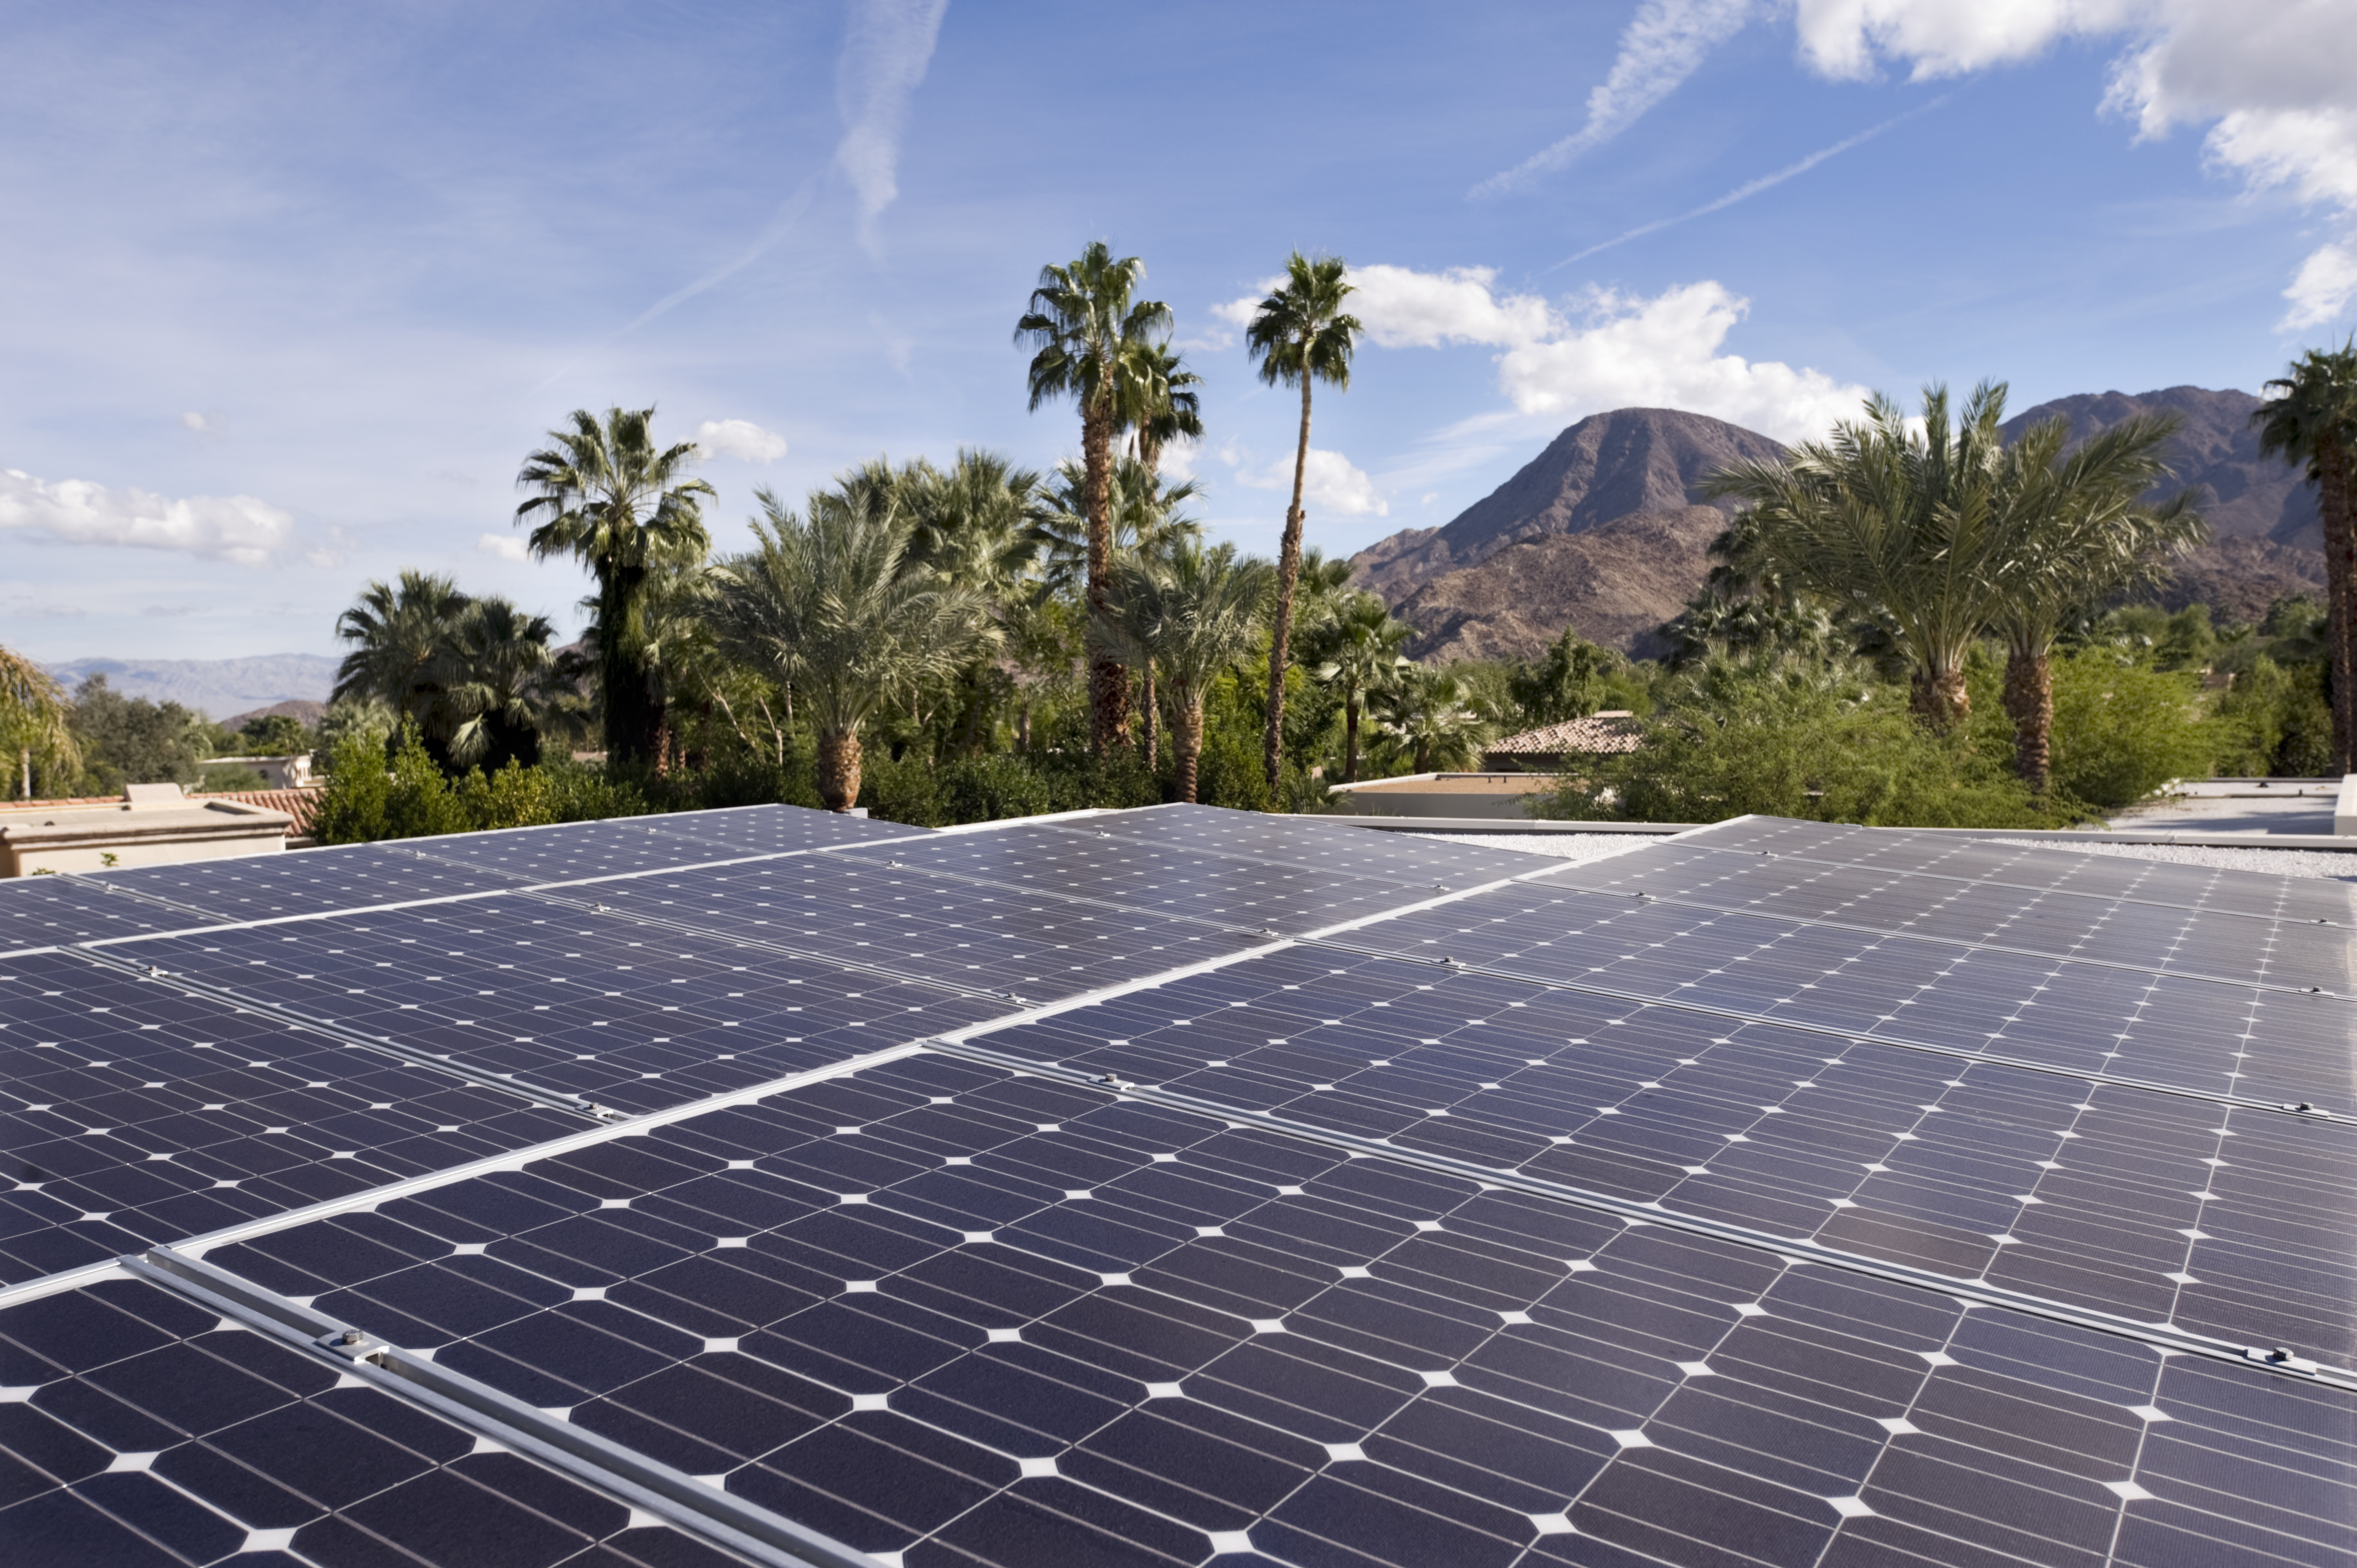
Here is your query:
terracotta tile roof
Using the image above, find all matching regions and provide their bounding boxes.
[1485,712,1644,757]
[204,787,323,834]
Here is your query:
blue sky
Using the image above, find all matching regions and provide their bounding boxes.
[3,0,2350,663]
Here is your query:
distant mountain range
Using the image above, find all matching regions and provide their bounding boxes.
[46,654,339,721]
[1352,387,2325,662]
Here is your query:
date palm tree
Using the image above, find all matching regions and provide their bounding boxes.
[1247,252,1362,793]
[1016,243,1172,752]
[332,570,470,730]
[1096,542,1274,803]
[1706,383,2019,732]
[1989,412,2203,792]
[703,482,995,812]
[514,406,714,767]
[439,597,560,771]
[2254,340,2357,771]
[1315,592,1413,783]
[1375,666,1491,774]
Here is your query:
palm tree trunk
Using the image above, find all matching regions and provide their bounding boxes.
[1176,694,1205,803]
[2002,643,2053,792]
[1344,694,1361,784]
[1141,661,1159,774]
[1908,663,1970,731]
[1263,368,1315,796]
[1082,403,1130,754]
[2315,434,2355,773]
[816,728,863,813]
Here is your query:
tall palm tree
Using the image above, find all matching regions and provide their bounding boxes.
[1033,457,1203,600]
[1,643,77,799]
[1096,542,1274,804]
[2253,340,2357,771]
[1016,243,1172,752]
[332,570,470,729]
[1315,593,1413,783]
[904,450,1048,754]
[1705,383,2019,731]
[703,483,996,812]
[1247,252,1363,794]
[1989,412,2204,791]
[1375,666,1491,774]
[438,597,559,771]
[1130,343,1204,474]
[514,406,714,767]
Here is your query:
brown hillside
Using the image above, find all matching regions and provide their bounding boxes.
[1350,408,1784,602]
[1392,507,1723,663]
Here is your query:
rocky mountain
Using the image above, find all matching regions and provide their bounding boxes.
[45,654,339,721]
[1367,386,2324,662]
[1391,507,1723,663]
[1349,408,1785,602]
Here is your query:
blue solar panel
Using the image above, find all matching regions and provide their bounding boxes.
[94,845,535,924]
[0,875,219,954]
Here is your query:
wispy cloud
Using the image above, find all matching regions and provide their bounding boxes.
[1474,0,1754,199]
[1553,96,1949,269]
[693,419,790,462]
[476,532,529,563]
[0,467,297,565]
[835,0,953,248]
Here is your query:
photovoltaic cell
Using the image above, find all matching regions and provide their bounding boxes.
[0,1274,743,1567]
[94,843,536,923]
[828,821,1466,937]
[563,855,1267,1004]
[1333,879,2357,1107]
[0,876,220,955]
[1072,802,1553,889]
[964,946,2357,1365]
[395,817,770,885]
[104,898,1012,1115]
[186,1053,2357,1568]
[1534,843,2357,993]
[0,951,583,1285]
[634,802,929,858]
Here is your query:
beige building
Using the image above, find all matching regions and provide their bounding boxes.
[0,782,294,876]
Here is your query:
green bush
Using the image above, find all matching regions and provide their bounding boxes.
[2045,652,2217,808]
[310,723,466,844]
[2213,655,2333,777]
[940,753,1055,824]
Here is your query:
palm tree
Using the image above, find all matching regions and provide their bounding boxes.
[904,450,1048,754]
[1033,457,1203,599]
[1130,343,1204,473]
[438,597,559,771]
[1706,383,2020,731]
[2253,340,2357,771]
[514,406,714,767]
[1016,243,1172,752]
[1096,542,1274,803]
[1,643,77,799]
[703,483,996,812]
[1315,593,1413,783]
[1989,412,2204,791]
[332,570,470,729]
[1376,666,1491,773]
[1247,252,1363,793]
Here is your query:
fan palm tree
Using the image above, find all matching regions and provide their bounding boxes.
[514,406,714,767]
[1705,383,2020,732]
[1315,592,1413,783]
[1989,412,2204,791]
[1096,542,1274,803]
[904,450,1048,753]
[703,483,996,812]
[332,570,470,729]
[1247,252,1363,793]
[1016,243,1172,751]
[1375,666,1491,773]
[2253,340,2357,771]
[1,643,77,800]
[1130,343,1204,474]
[1033,457,1203,600]
[438,597,559,771]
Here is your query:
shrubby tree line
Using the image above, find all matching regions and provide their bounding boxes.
[2,659,336,802]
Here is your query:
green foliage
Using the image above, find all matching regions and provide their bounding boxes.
[1506,631,1624,726]
[2212,656,2333,776]
[195,766,269,794]
[939,754,1056,824]
[1538,654,2065,828]
[238,714,313,756]
[310,723,462,844]
[2044,651,2217,808]
[63,675,210,792]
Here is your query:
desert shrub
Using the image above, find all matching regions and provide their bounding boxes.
[310,723,466,844]
[2045,652,2217,808]
[940,753,1055,824]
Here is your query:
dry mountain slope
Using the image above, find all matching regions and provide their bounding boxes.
[1349,408,1784,604]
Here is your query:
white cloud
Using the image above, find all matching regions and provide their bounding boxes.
[1789,0,2357,331]
[1209,287,1274,330]
[1234,448,1390,518]
[178,411,208,432]
[1350,266,1867,443]
[0,468,295,565]
[693,418,790,463]
[1475,0,1756,197]
[834,0,951,243]
[476,532,530,563]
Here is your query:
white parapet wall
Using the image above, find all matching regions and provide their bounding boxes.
[0,783,293,876]
[2337,775,2357,836]
[1326,772,1558,821]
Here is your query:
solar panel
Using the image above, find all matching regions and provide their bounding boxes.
[93,844,537,923]
[0,1274,744,1567]
[0,952,586,1286]
[4,804,2353,1568]
[0,875,221,955]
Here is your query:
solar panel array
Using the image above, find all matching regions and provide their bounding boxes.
[2,803,2352,1568]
